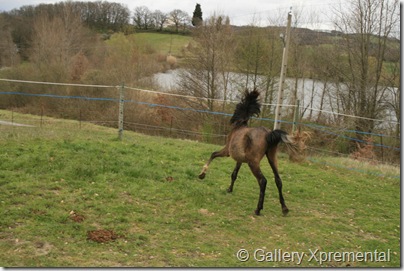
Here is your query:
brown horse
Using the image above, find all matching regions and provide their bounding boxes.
[198,89,303,216]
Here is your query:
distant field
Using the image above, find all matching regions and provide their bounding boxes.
[0,110,400,267]
[133,32,193,57]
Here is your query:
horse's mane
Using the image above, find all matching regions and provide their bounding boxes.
[230,89,261,127]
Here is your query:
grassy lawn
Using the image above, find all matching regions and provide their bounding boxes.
[0,110,400,267]
[133,32,192,57]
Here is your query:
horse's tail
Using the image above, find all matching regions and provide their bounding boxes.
[230,89,261,127]
[267,129,311,162]
[267,129,297,151]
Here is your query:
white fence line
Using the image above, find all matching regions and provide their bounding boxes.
[0,78,399,124]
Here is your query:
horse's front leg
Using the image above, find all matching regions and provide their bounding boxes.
[198,147,229,179]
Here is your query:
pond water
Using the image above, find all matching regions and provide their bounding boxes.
[153,69,398,127]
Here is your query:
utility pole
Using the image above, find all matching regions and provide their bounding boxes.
[274,9,292,130]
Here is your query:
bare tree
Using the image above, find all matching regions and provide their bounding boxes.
[152,10,168,31]
[133,6,153,30]
[233,24,284,119]
[106,2,130,31]
[332,0,400,134]
[30,2,94,81]
[177,15,235,111]
[77,1,130,31]
[169,9,190,33]
[0,13,20,67]
[383,59,400,137]
[235,26,266,89]
[287,7,309,118]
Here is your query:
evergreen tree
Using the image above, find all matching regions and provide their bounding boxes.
[192,3,203,26]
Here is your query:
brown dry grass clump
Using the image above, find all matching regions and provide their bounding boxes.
[87,229,120,243]
[350,136,376,163]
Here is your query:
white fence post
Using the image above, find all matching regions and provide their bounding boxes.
[118,82,124,140]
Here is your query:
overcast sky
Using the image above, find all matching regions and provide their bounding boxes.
[0,0,343,29]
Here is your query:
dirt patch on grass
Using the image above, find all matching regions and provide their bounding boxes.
[69,211,85,223]
[87,229,120,243]
[198,208,215,216]
[34,241,54,256]
[13,239,54,256]
[69,211,122,243]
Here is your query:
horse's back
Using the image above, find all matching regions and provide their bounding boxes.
[228,127,269,163]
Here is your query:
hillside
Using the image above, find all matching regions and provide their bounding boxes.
[133,32,192,57]
[0,110,400,267]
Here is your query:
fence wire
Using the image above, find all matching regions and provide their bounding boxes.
[0,78,400,169]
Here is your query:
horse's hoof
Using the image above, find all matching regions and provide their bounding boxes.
[254,209,261,216]
[198,173,206,179]
[227,188,233,193]
[282,207,289,216]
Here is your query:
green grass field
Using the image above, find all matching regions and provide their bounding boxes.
[0,111,400,267]
[134,32,192,56]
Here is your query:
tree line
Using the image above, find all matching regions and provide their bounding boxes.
[0,1,193,62]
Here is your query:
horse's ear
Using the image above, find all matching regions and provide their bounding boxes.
[250,88,260,98]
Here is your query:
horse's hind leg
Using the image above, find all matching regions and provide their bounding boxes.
[248,163,267,215]
[227,162,242,193]
[266,150,289,215]
[198,147,229,179]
